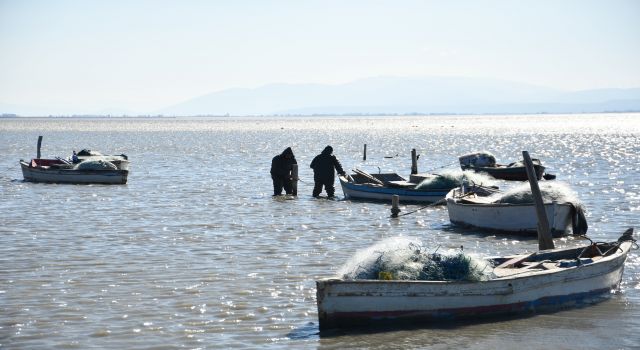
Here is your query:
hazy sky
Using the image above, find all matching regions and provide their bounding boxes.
[1,0,639,114]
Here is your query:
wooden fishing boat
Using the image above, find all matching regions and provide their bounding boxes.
[20,158,128,184]
[459,153,547,181]
[316,228,636,330]
[339,170,453,203]
[445,186,586,236]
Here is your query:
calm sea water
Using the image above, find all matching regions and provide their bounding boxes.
[1,114,639,349]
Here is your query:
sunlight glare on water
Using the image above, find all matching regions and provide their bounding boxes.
[1,114,639,349]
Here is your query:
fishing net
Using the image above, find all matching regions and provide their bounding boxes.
[77,149,103,156]
[74,160,118,170]
[459,151,497,167]
[490,182,580,205]
[414,170,496,190]
[488,182,588,235]
[337,237,493,281]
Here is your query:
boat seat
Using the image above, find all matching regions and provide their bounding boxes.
[458,194,495,204]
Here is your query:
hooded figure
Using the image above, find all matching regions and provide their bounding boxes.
[310,145,345,198]
[271,147,297,196]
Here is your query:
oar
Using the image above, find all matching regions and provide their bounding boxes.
[353,168,384,186]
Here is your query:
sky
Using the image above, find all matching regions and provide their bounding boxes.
[1,0,639,114]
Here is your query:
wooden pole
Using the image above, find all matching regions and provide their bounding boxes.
[291,164,298,196]
[363,144,367,161]
[523,151,554,250]
[411,149,418,175]
[391,194,400,218]
[37,136,43,159]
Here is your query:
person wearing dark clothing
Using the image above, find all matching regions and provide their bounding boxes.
[271,147,297,196]
[310,145,345,198]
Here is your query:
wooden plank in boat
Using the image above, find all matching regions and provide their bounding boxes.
[386,180,416,188]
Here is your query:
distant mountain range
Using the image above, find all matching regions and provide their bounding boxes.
[3,76,640,116]
[158,77,640,116]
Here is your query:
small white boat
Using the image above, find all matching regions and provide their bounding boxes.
[316,229,636,330]
[445,186,586,236]
[20,158,128,184]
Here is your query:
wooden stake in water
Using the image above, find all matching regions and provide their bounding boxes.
[363,144,367,161]
[291,164,298,196]
[37,136,43,159]
[523,150,555,250]
[411,149,418,175]
[391,195,401,218]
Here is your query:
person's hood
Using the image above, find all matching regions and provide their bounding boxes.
[281,147,294,158]
[321,146,333,155]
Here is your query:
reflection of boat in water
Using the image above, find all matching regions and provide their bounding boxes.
[20,158,129,184]
[316,229,636,330]
[338,169,455,203]
[459,152,548,181]
[445,185,587,236]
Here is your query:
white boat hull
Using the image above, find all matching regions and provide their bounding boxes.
[20,161,128,184]
[317,241,632,329]
[446,189,575,236]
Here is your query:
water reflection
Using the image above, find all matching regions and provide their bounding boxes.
[0,114,639,349]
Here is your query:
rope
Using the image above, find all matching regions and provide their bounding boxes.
[393,198,447,217]
[423,161,458,174]
[391,187,488,218]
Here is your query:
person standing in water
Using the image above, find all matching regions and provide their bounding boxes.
[310,145,345,198]
[270,147,297,196]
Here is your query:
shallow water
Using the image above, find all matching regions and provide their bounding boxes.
[1,114,639,349]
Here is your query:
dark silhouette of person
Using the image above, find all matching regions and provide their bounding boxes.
[310,145,345,198]
[270,147,297,196]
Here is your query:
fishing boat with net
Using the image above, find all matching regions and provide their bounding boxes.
[20,158,129,184]
[19,137,129,184]
[459,152,552,181]
[445,183,587,236]
[339,168,493,203]
[317,152,635,330]
[316,229,636,330]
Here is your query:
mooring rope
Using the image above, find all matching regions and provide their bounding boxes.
[422,161,458,173]
[393,198,447,217]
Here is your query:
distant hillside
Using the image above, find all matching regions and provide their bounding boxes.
[157,77,640,116]
[3,77,639,116]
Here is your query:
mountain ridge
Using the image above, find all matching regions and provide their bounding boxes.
[157,76,640,116]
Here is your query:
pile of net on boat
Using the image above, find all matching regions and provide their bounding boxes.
[488,182,588,235]
[414,170,496,191]
[77,149,103,156]
[458,151,497,167]
[74,160,118,170]
[337,237,493,281]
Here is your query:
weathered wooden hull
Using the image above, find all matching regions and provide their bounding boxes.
[446,189,574,236]
[316,241,632,330]
[20,161,128,184]
[339,177,449,203]
[461,162,545,181]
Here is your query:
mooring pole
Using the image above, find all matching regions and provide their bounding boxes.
[363,144,367,161]
[391,195,401,218]
[291,164,298,196]
[523,150,554,250]
[411,148,418,175]
[37,136,43,159]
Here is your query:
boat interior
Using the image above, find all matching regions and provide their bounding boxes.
[489,241,625,278]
